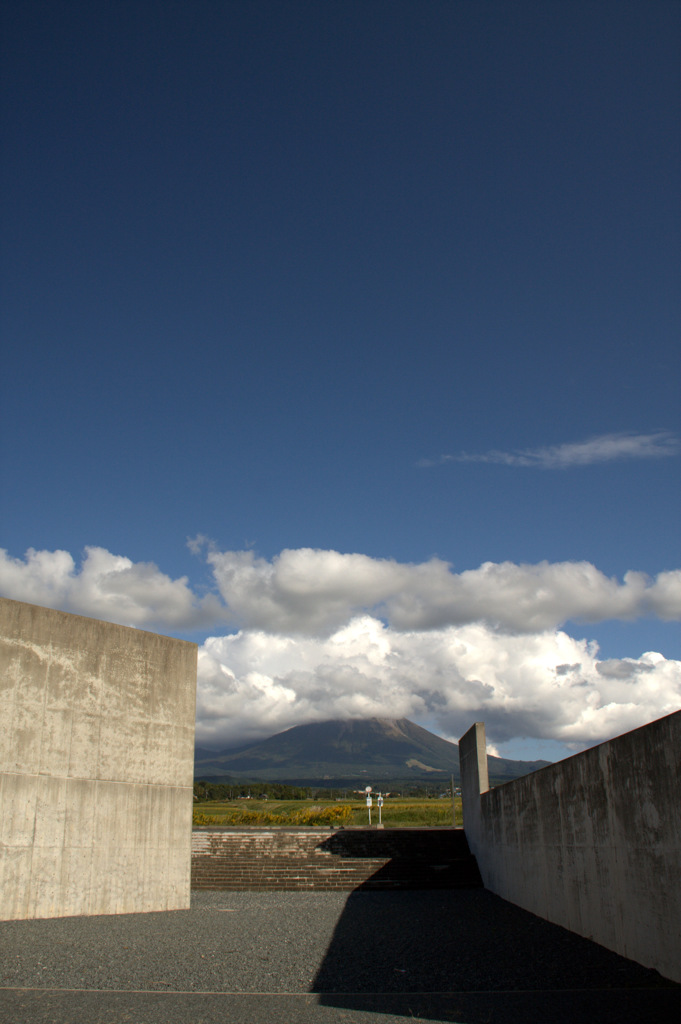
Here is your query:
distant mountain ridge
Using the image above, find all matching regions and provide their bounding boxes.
[194,718,550,785]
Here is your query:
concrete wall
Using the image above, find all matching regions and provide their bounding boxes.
[0,598,197,920]
[459,712,681,983]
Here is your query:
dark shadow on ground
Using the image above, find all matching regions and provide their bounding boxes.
[311,887,679,1023]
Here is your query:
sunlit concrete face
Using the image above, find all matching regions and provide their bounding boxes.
[0,598,197,919]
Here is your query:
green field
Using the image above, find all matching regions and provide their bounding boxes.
[193,797,463,828]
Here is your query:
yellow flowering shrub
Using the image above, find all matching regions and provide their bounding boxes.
[193,804,352,827]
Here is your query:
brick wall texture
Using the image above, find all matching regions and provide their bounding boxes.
[192,827,482,891]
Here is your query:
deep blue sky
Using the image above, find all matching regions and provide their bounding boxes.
[1,2,679,755]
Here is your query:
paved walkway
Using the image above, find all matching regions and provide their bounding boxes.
[1,890,678,1023]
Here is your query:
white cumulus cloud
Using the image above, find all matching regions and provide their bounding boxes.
[2,542,679,752]
[203,544,680,635]
[0,546,224,631]
[195,616,681,750]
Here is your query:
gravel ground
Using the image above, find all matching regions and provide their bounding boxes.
[0,889,678,1024]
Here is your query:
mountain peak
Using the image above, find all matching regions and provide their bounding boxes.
[194,717,551,785]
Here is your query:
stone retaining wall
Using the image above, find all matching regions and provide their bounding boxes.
[192,827,481,891]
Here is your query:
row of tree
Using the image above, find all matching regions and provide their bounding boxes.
[193,781,344,800]
[193,780,459,800]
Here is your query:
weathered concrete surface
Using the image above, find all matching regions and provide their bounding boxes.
[0,598,197,920]
[460,712,681,983]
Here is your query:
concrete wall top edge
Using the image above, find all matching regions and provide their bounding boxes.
[0,597,198,651]
[484,708,681,794]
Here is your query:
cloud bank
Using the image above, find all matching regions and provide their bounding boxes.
[1,544,680,752]
[204,546,680,635]
[197,617,680,750]
[420,431,680,469]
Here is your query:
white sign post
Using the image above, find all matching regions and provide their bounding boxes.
[377,793,384,828]
[365,786,372,825]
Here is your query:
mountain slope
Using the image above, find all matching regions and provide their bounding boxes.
[194,718,550,784]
